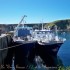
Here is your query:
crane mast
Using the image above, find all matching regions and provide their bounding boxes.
[16,15,27,29]
[14,15,27,37]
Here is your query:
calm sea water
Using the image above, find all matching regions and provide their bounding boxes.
[58,31,70,66]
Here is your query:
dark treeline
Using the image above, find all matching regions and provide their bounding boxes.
[0,19,70,33]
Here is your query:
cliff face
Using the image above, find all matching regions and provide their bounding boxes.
[0,19,70,34]
[0,34,13,64]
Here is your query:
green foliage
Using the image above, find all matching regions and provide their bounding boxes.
[44,23,55,28]
[58,66,70,70]
[44,19,70,30]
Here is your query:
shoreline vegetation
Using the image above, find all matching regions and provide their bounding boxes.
[58,66,70,70]
[0,19,70,34]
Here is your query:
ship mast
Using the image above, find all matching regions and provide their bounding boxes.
[41,19,44,30]
[42,22,43,30]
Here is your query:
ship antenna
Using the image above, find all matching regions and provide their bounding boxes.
[40,19,43,30]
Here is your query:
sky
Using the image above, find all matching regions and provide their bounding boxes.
[0,0,70,24]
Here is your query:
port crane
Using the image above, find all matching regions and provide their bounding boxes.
[15,15,27,29]
[14,15,27,37]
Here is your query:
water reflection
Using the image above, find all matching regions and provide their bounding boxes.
[57,56,64,66]
[58,39,70,66]
[58,31,70,40]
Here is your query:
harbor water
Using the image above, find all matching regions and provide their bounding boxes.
[57,31,70,66]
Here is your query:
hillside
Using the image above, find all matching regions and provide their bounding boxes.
[0,19,70,34]
[51,19,70,30]
[22,19,70,30]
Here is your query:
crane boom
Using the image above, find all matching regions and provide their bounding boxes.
[16,15,27,28]
[14,15,27,37]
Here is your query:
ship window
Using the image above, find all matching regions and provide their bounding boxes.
[43,32,45,34]
[37,32,39,34]
[39,31,41,33]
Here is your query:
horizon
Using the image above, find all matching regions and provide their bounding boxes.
[0,0,70,24]
[0,19,70,25]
